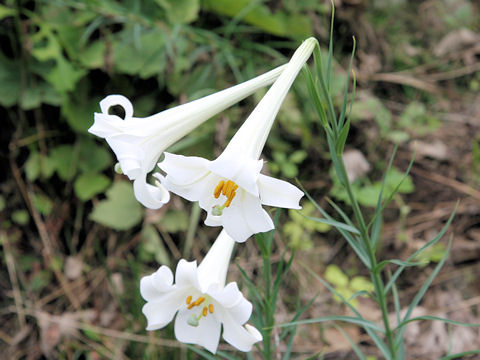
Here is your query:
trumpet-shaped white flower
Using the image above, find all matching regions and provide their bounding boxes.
[140,230,262,353]
[89,65,286,209]
[157,38,316,242]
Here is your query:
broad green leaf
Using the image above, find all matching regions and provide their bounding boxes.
[19,82,59,110]
[25,151,56,181]
[32,193,53,216]
[74,173,111,201]
[45,56,86,94]
[0,55,21,107]
[161,209,189,233]
[155,0,199,24]
[62,97,100,133]
[325,264,348,287]
[140,224,170,266]
[203,0,312,39]
[0,4,15,20]
[49,145,77,181]
[89,181,143,230]
[113,28,167,78]
[77,139,112,173]
[12,210,29,225]
[79,41,106,69]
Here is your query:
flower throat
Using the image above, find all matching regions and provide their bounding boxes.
[212,180,238,216]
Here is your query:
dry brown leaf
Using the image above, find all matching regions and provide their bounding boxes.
[64,256,83,280]
[434,28,480,57]
[37,310,96,358]
[343,149,371,183]
[410,140,449,161]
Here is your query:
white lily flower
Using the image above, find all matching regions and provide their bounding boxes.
[157,38,316,242]
[140,230,262,353]
[89,65,286,209]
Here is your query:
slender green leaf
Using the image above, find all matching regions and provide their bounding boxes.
[338,36,356,129]
[280,315,384,333]
[394,236,453,347]
[395,315,480,332]
[439,350,480,360]
[385,205,457,293]
[298,262,391,359]
[375,259,424,273]
[334,324,366,360]
[304,215,360,235]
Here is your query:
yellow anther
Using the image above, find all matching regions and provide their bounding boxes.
[194,297,205,306]
[202,306,208,317]
[186,295,192,305]
[224,196,234,208]
[209,304,214,314]
[222,180,232,197]
[214,181,224,199]
[188,302,195,309]
[213,180,239,212]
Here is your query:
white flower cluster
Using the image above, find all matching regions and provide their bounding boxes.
[89,38,316,353]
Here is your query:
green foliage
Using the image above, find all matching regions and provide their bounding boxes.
[0,195,5,212]
[283,202,330,250]
[325,264,373,308]
[269,150,307,178]
[203,0,312,39]
[74,173,111,201]
[160,209,190,233]
[330,167,415,207]
[139,224,171,266]
[414,243,447,267]
[90,181,143,230]
[11,210,30,225]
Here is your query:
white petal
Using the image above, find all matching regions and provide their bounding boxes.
[142,289,186,330]
[99,95,134,119]
[175,260,200,288]
[221,312,262,352]
[222,191,274,243]
[208,154,262,197]
[197,231,235,291]
[140,266,174,301]
[89,112,126,138]
[257,174,303,209]
[159,153,210,186]
[175,308,221,354]
[209,282,252,325]
[105,137,144,179]
[133,176,170,209]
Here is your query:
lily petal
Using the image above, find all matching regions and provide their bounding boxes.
[222,191,274,242]
[175,259,200,289]
[159,153,211,186]
[175,308,221,354]
[220,311,263,352]
[133,175,170,209]
[140,266,174,301]
[209,154,262,197]
[210,282,252,325]
[142,289,186,330]
[257,174,303,209]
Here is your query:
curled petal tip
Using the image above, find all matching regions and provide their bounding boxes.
[99,94,133,119]
[133,176,170,209]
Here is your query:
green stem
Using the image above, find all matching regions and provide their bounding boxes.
[335,149,396,359]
